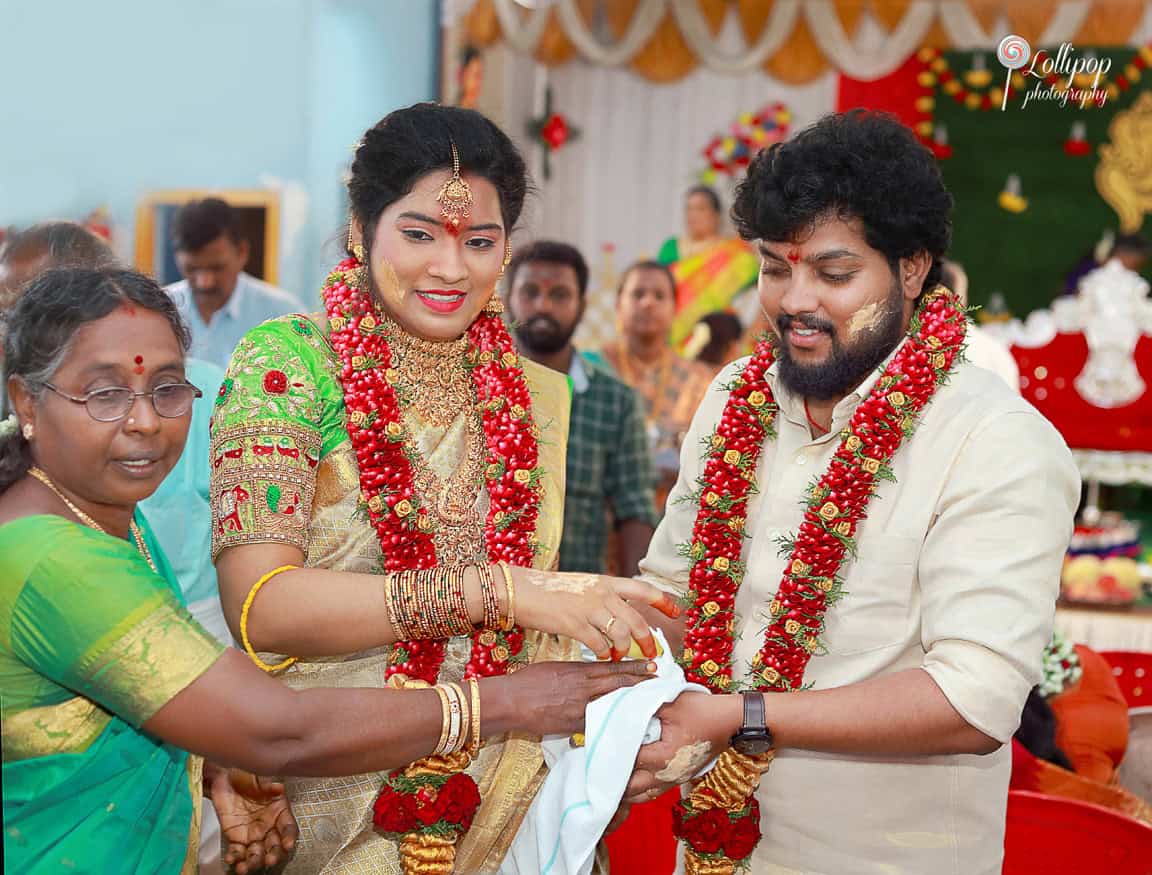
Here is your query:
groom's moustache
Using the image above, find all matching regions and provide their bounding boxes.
[778,313,835,335]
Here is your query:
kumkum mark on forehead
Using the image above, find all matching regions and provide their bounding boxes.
[133,355,145,375]
[786,247,801,263]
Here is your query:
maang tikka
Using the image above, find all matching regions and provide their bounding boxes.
[437,142,473,232]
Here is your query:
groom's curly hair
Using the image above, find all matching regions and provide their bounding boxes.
[732,110,953,295]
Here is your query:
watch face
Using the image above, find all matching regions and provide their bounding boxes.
[732,733,774,756]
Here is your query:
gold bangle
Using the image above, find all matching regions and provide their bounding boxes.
[240,565,301,673]
[498,562,515,631]
[477,563,500,629]
[467,676,482,754]
[443,682,465,754]
[431,684,453,756]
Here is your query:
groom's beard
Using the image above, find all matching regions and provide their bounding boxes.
[773,281,906,401]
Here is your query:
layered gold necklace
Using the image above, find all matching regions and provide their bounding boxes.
[27,466,158,573]
[381,320,487,563]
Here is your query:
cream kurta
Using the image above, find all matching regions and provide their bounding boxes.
[639,352,1080,875]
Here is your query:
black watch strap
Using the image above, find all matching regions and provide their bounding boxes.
[742,690,767,732]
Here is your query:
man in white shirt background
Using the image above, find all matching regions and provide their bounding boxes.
[165,197,302,369]
[624,111,1080,875]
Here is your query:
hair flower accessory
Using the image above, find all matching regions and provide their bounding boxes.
[0,414,19,440]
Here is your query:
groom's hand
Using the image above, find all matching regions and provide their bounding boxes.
[623,691,738,803]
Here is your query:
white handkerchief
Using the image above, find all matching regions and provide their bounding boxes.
[500,629,709,875]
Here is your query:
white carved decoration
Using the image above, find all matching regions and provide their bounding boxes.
[1074,260,1151,408]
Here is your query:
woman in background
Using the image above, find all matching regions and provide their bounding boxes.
[657,185,758,348]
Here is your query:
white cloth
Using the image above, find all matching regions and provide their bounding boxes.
[502,630,707,875]
[638,353,1081,875]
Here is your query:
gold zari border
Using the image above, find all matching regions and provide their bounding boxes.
[83,601,225,725]
[1,695,111,762]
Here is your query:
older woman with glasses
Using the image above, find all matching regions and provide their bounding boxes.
[0,267,660,875]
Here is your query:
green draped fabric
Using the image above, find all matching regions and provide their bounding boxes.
[1,513,224,874]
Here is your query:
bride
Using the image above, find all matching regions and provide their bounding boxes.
[210,103,679,873]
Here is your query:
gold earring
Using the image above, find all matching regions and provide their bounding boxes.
[22,423,33,440]
[498,242,513,279]
[353,243,366,264]
[484,295,505,315]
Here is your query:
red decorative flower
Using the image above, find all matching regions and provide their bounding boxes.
[724,807,761,860]
[683,808,730,855]
[541,113,570,150]
[415,786,445,826]
[262,369,288,395]
[373,785,419,835]
[437,773,483,830]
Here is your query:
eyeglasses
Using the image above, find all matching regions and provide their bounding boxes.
[43,381,203,422]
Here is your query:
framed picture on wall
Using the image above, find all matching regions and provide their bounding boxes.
[134,189,280,285]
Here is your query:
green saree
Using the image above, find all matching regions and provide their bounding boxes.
[1,514,225,874]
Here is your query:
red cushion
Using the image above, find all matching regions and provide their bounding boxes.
[1004,789,1152,874]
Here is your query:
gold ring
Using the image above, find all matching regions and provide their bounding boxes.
[602,616,618,636]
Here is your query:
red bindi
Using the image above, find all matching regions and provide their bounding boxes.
[786,247,801,263]
[133,355,145,375]
[444,221,461,237]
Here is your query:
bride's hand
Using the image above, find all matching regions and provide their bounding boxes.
[513,569,681,660]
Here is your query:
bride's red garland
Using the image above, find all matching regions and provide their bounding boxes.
[323,259,540,872]
[673,287,967,872]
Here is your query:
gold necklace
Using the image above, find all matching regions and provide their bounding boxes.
[27,466,158,573]
[377,316,486,560]
[383,317,472,428]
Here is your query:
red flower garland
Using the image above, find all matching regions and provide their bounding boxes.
[322,259,541,861]
[673,288,967,868]
[672,799,761,861]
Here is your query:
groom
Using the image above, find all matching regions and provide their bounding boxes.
[626,111,1079,874]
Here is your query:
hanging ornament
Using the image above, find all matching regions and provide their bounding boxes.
[930,124,953,160]
[964,53,993,89]
[998,173,1029,213]
[527,86,581,181]
[1064,121,1091,157]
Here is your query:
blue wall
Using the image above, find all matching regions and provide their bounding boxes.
[0,0,438,300]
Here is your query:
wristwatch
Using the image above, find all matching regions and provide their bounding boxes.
[729,691,774,756]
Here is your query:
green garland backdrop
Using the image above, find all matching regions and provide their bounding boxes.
[935,49,1148,318]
